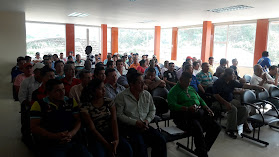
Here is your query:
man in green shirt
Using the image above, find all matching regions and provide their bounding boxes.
[168,72,221,157]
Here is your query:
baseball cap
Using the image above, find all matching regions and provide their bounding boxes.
[33,63,45,71]
[128,55,132,58]
[186,56,193,60]
[35,52,40,55]
[24,62,33,68]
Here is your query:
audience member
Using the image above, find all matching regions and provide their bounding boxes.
[33,52,42,63]
[215,58,227,78]
[14,63,33,94]
[142,54,148,60]
[126,55,133,67]
[59,52,67,63]
[85,46,95,69]
[193,61,201,76]
[94,67,106,82]
[208,57,215,74]
[69,70,92,106]
[104,53,112,65]
[11,56,26,83]
[80,79,132,157]
[43,58,52,69]
[268,65,279,86]
[161,60,169,75]
[122,55,129,70]
[163,62,178,90]
[53,54,59,62]
[54,60,65,80]
[196,63,214,89]
[112,54,118,62]
[257,51,271,72]
[137,59,148,74]
[115,59,127,78]
[104,68,125,99]
[67,56,74,62]
[144,67,166,91]
[230,59,240,79]
[32,66,55,102]
[129,56,140,70]
[30,79,91,157]
[144,59,160,77]
[117,68,137,88]
[176,62,187,79]
[25,56,32,64]
[107,60,115,69]
[168,72,221,157]
[213,68,264,139]
[250,64,276,91]
[192,57,197,62]
[61,63,81,97]
[184,64,205,94]
[115,72,167,157]
[68,51,76,61]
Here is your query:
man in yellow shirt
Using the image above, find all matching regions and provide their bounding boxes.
[208,57,215,74]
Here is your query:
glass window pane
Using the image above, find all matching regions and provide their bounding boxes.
[75,26,87,59]
[119,29,154,57]
[213,43,227,63]
[214,25,228,42]
[227,24,256,67]
[177,27,202,66]
[26,22,66,58]
[160,29,172,63]
[268,21,279,65]
[89,27,101,55]
[107,28,111,54]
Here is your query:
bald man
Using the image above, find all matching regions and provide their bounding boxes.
[250,64,275,91]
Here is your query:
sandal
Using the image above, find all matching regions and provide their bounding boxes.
[225,131,237,139]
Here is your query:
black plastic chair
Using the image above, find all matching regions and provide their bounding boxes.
[153,96,171,127]
[243,74,252,83]
[267,86,279,109]
[241,90,279,146]
[151,87,169,99]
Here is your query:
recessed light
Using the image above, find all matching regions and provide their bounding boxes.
[138,20,157,24]
[68,12,90,17]
[207,5,254,13]
[129,0,136,1]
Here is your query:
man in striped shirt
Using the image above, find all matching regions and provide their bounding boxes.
[196,62,214,89]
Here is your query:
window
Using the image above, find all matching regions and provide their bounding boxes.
[213,24,256,67]
[118,29,154,57]
[177,27,202,66]
[160,28,172,63]
[268,21,279,65]
[107,28,111,54]
[75,26,101,59]
[26,22,66,58]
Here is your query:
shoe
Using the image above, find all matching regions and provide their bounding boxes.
[225,131,237,139]
[243,127,252,134]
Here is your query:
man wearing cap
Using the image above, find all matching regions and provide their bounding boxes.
[104,53,112,65]
[142,54,148,60]
[14,63,34,95]
[126,55,133,67]
[18,63,44,146]
[33,52,42,63]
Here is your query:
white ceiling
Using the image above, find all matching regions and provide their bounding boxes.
[1,0,279,28]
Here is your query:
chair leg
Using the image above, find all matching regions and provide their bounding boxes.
[241,125,269,146]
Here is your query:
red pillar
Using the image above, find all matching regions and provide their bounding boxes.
[111,27,118,55]
[209,23,214,58]
[154,26,161,63]
[171,27,178,61]
[254,19,269,65]
[201,21,212,62]
[66,24,75,56]
[101,24,107,61]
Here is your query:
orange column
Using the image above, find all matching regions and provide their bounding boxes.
[171,27,178,61]
[111,27,118,55]
[66,24,75,56]
[101,24,107,61]
[254,19,269,65]
[209,23,214,58]
[201,21,212,62]
[154,26,161,63]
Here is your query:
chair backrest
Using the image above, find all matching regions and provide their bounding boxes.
[269,86,279,97]
[242,90,257,103]
[153,96,169,115]
[243,74,251,83]
[256,89,269,100]
[151,87,169,99]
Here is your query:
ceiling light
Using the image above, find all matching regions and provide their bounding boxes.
[207,5,254,13]
[138,20,157,24]
[129,0,136,1]
[68,12,90,17]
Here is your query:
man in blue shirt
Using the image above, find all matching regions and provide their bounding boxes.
[257,51,271,72]
[184,63,205,94]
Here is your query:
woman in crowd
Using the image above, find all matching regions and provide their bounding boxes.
[137,59,148,74]
[80,79,133,157]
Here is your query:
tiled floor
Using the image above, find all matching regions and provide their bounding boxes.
[1,86,279,157]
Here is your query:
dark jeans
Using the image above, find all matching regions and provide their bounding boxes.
[121,126,167,157]
[40,142,92,157]
[88,136,133,157]
[172,110,221,157]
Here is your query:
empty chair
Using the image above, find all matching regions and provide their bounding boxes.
[153,96,171,127]
[241,90,279,146]
[151,87,169,99]
[243,74,251,83]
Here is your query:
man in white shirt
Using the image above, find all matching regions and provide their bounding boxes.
[250,64,275,91]
[115,59,127,78]
[193,61,201,76]
[267,65,279,87]
[161,60,169,76]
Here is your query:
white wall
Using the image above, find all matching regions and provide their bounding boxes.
[0,11,26,97]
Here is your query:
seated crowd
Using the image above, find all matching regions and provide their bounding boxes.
[11,47,276,157]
